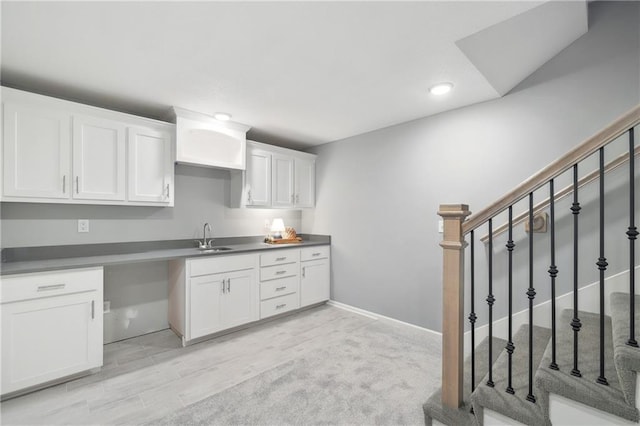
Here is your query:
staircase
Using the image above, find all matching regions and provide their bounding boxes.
[424,104,640,425]
[425,294,640,425]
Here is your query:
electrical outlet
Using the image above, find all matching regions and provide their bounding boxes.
[78,219,89,233]
[103,301,111,314]
[438,220,444,234]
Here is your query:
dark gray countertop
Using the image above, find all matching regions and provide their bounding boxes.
[0,235,330,276]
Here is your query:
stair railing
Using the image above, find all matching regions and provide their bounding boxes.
[438,104,640,410]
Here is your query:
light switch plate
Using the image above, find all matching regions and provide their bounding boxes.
[78,219,89,233]
[438,220,444,234]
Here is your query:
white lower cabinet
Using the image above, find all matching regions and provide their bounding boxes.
[259,249,300,319]
[169,254,259,345]
[0,268,103,397]
[300,246,331,308]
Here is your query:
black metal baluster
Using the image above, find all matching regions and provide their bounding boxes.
[571,164,583,377]
[526,192,537,403]
[549,179,559,370]
[597,147,609,385]
[487,219,495,387]
[470,230,477,395]
[506,207,515,394]
[627,128,638,348]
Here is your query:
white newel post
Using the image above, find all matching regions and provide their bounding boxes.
[438,204,471,409]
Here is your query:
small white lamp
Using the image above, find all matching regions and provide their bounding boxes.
[270,218,286,239]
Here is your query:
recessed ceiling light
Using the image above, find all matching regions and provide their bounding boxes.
[429,82,453,96]
[214,112,232,121]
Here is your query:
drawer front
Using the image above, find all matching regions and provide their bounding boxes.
[260,292,299,319]
[260,263,298,282]
[189,254,256,277]
[0,267,103,304]
[300,246,330,262]
[260,275,299,301]
[260,249,300,267]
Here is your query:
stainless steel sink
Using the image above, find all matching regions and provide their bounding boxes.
[197,246,233,253]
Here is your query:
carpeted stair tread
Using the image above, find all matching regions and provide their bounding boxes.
[471,324,551,426]
[423,336,506,426]
[535,309,639,422]
[610,292,640,405]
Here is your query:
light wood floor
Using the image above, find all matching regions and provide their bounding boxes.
[0,304,440,425]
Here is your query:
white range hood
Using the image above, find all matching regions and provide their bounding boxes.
[170,107,251,171]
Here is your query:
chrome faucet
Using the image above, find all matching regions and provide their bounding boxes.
[200,222,212,249]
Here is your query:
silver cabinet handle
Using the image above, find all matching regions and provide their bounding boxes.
[312,252,321,257]
[302,266,306,278]
[227,278,231,293]
[276,303,287,309]
[247,190,252,204]
[221,279,226,294]
[166,183,170,199]
[37,284,66,292]
[291,194,295,203]
[75,176,79,194]
[275,270,286,275]
[295,194,299,204]
[62,175,66,193]
[275,286,287,291]
[276,257,286,261]
[91,300,95,319]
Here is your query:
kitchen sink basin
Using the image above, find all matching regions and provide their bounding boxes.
[197,246,233,253]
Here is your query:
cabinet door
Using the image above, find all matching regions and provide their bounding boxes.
[72,115,126,201]
[300,258,330,307]
[246,149,271,206]
[221,269,258,329]
[3,102,71,199]
[1,291,102,395]
[127,127,172,204]
[294,157,315,208]
[272,154,294,208]
[188,274,224,340]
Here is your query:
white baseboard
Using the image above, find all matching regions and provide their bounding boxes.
[327,300,443,337]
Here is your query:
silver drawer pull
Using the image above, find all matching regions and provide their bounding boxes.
[275,270,286,275]
[275,286,287,291]
[275,257,286,261]
[312,252,321,257]
[276,303,287,309]
[37,284,66,292]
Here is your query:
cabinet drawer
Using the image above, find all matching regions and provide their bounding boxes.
[189,254,256,277]
[260,249,299,267]
[0,267,103,304]
[260,263,298,281]
[261,275,299,300]
[260,292,299,319]
[300,246,330,262]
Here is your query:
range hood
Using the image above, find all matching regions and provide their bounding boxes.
[169,107,251,171]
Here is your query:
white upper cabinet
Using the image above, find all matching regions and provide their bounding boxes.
[1,87,175,206]
[230,140,316,209]
[72,115,126,201]
[2,102,72,199]
[272,153,295,208]
[128,126,173,204]
[172,107,250,171]
[245,148,271,207]
[294,156,315,208]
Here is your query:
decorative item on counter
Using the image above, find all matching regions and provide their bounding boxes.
[270,218,286,239]
[265,222,303,244]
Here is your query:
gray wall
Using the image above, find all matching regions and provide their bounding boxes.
[303,1,640,331]
[1,164,301,342]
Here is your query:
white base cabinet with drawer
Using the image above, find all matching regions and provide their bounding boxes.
[259,249,300,319]
[300,246,331,308]
[0,268,103,397]
[169,254,259,346]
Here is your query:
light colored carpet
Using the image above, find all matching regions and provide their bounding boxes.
[151,318,441,425]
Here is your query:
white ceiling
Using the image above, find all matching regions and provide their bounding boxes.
[0,1,587,149]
